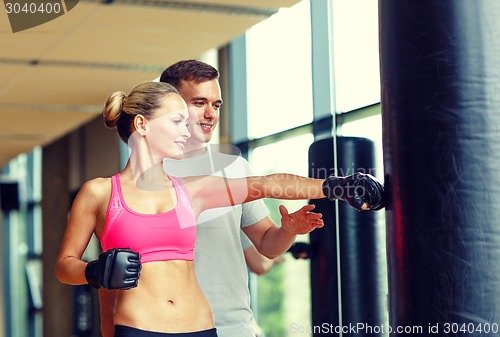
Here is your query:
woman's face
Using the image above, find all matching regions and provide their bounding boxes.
[145,93,191,160]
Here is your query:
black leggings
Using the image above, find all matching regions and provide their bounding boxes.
[114,325,218,337]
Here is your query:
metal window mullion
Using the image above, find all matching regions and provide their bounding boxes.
[228,34,249,157]
[310,0,343,335]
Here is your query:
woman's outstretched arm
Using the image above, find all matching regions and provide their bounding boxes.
[245,174,325,201]
[187,172,385,214]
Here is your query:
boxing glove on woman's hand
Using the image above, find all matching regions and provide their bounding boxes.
[85,248,141,290]
[322,172,385,211]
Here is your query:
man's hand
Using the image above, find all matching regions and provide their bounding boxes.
[279,204,324,235]
[287,242,311,259]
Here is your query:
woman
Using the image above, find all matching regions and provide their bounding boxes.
[55,81,384,337]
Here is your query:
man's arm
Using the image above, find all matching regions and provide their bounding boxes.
[244,244,285,275]
[99,288,118,337]
[243,204,323,258]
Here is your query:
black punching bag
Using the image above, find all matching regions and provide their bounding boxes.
[380,0,500,334]
[309,137,386,336]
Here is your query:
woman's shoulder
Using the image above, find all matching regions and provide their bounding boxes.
[79,176,113,200]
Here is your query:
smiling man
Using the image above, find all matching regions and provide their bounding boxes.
[158,59,323,337]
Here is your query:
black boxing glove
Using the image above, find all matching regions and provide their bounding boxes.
[85,248,141,290]
[322,172,385,211]
[287,242,311,260]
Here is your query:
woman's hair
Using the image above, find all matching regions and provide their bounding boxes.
[103,81,178,143]
[159,59,219,89]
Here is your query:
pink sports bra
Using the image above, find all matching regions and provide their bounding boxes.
[100,174,197,263]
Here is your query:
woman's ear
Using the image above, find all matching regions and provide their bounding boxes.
[134,115,148,136]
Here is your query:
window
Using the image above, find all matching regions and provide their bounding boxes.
[249,134,314,337]
[238,1,384,336]
[332,0,380,113]
[246,1,313,139]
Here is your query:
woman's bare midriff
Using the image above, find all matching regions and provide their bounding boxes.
[113,260,214,333]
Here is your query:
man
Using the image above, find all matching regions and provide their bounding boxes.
[99,59,325,337]
[242,231,285,276]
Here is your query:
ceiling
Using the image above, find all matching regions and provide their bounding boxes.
[0,0,301,168]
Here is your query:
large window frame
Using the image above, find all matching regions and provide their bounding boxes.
[223,1,384,337]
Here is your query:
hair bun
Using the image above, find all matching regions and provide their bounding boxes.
[103,91,126,128]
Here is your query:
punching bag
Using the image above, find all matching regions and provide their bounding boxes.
[380,0,500,334]
[309,137,386,336]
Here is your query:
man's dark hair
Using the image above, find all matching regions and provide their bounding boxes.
[160,59,219,89]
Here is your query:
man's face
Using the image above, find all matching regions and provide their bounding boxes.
[177,79,222,146]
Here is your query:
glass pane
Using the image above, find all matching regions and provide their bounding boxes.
[246,1,313,139]
[248,133,314,337]
[332,0,380,112]
[338,115,389,329]
[338,113,384,178]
